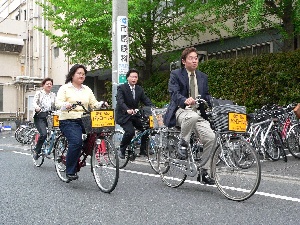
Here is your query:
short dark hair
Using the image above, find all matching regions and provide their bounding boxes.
[126,68,139,78]
[65,64,87,84]
[181,47,198,67]
[41,77,53,86]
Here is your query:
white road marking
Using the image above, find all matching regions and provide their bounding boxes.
[8,149,300,203]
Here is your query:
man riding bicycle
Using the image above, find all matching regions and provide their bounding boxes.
[163,47,215,185]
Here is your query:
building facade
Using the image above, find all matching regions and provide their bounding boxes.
[0,0,69,127]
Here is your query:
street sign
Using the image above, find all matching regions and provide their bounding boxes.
[117,16,129,84]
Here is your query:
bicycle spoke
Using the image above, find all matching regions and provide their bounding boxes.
[212,137,261,201]
[92,138,119,193]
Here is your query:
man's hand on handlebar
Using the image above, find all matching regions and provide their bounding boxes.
[184,97,196,106]
[127,109,138,115]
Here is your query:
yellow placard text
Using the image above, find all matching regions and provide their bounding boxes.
[90,110,115,128]
[228,112,247,132]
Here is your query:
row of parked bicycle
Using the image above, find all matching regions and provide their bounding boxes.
[246,103,300,161]
[12,98,300,202]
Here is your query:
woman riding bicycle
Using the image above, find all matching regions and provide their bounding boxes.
[55,64,108,181]
[32,77,56,160]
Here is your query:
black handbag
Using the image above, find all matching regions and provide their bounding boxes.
[34,111,48,118]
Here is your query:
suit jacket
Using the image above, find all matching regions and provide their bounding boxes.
[163,68,211,127]
[115,83,153,125]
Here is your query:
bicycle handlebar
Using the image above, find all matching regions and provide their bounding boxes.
[68,101,108,114]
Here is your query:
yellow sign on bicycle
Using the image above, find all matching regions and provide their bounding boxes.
[90,110,115,128]
[149,115,154,128]
[228,112,247,132]
[53,115,59,127]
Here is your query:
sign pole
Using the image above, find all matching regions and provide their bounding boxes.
[112,0,128,110]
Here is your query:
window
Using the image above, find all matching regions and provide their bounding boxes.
[208,42,272,60]
[53,47,59,58]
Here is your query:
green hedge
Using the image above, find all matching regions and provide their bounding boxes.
[143,49,300,112]
[103,50,300,111]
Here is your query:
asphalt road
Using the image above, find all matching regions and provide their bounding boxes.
[0,131,300,225]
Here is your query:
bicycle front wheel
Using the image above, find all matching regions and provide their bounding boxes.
[158,136,186,188]
[91,138,119,193]
[148,134,179,174]
[31,132,44,167]
[53,134,69,182]
[212,136,261,201]
[286,124,300,159]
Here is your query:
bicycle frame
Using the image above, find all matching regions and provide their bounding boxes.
[247,118,274,154]
[43,128,60,156]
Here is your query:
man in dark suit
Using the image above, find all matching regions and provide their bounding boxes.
[115,68,153,159]
[163,47,215,185]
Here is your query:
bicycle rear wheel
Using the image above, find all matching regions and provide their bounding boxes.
[91,138,119,193]
[286,124,300,159]
[53,134,69,182]
[212,136,261,201]
[158,135,186,188]
[31,132,44,167]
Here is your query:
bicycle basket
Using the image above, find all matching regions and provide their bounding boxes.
[211,105,247,132]
[150,108,167,129]
[47,115,60,129]
[81,109,115,133]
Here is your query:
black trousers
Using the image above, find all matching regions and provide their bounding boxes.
[34,116,48,153]
[119,115,148,154]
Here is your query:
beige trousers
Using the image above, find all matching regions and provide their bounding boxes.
[175,108,215,171]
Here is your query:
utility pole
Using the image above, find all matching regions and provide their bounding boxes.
[112,0,129,109]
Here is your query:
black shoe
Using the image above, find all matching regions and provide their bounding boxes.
[32,149,40,160]
[177,139,188,160]
[136,152,147,157]
[200,170,215,185]
[118,149,125,159]
[66,174,79,180]
[33,152,39,160]
[148,149,154,155]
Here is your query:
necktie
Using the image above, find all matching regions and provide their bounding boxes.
[190,73,195,99]
[132,87,135,99]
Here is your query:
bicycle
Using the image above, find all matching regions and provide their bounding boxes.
[111,108,160,171]
[247,107,288,162]
[155,98,261,201]
[274,103,300,159]
[30,112,61,167]
[53,101,119,193]
[14,121,36,145]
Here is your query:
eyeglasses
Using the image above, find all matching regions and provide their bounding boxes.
[187,56,198,61]
[75,72,86,76]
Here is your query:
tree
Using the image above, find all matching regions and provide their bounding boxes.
[37,0,208,79]
[36,0,112,69]
[189,0,300,52]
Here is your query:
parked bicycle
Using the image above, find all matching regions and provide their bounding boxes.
[247,105,289,162]
[30,112,61,167]
[15,121,36,145]
[155,97,261,201]
[53,101,119,193]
